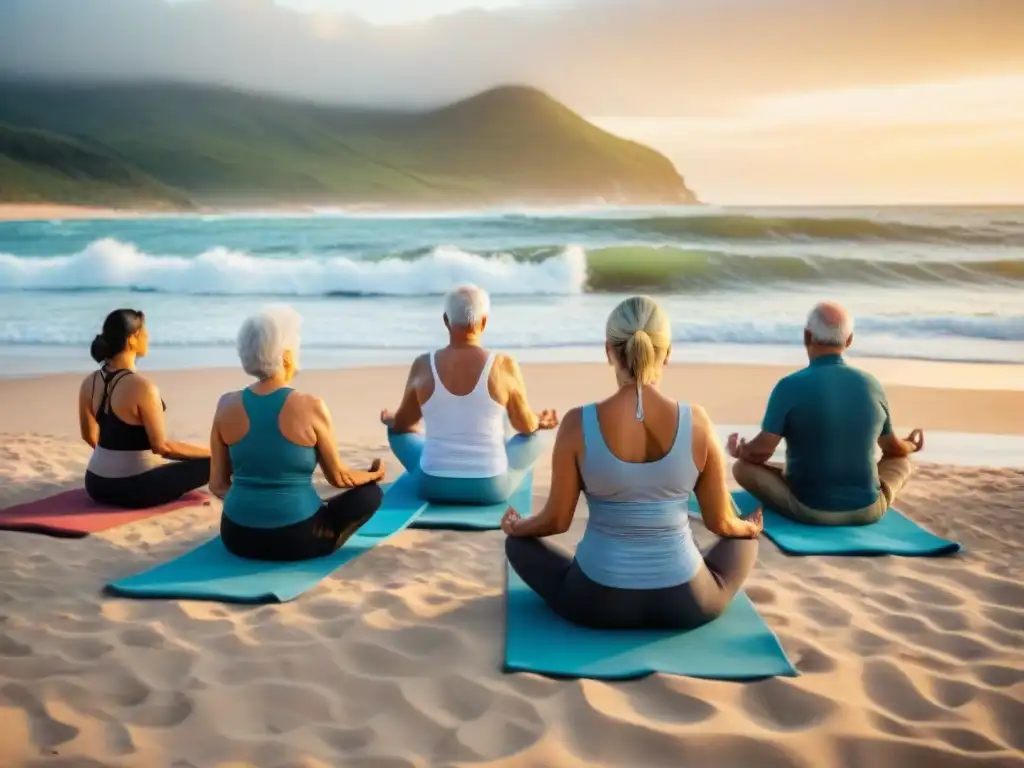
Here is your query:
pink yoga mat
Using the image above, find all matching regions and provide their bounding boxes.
[0,489,208,538]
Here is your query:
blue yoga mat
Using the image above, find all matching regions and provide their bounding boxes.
[106,478,425,603]
[414,470,533,530]
[504,564,796,681]
[372,469,534,531]
[688,490,961,557]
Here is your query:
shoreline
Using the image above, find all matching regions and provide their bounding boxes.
[1,201,708,222]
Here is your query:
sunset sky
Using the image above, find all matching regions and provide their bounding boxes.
[2,0,1022,204]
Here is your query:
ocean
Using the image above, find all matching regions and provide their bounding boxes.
[1,206,1022,376]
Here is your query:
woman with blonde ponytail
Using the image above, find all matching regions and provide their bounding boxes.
[501,296,763,629]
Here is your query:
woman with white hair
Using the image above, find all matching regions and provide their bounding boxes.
[209,305,386,561]
[502,296,763,629]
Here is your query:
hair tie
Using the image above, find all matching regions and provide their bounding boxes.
[635,378,645,421]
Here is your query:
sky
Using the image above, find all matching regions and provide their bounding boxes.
[1,0,1022,204]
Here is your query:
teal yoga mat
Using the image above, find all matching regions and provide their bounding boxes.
[414,470,533,530]
[106,476,424,603]
[688,490,961,557]
[368,469,534,532]
[504,564,797,680]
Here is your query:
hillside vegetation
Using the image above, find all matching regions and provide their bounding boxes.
[0,82,696,208]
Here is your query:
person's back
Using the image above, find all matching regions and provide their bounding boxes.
[381,284,558,505]
[78,308,211,509]
[730,301,922,526]
[778,357,890,510]
[419,346,508,479]
[501,295,761,630]
[575,396,703,590]
[222,388,322,528]
[213,306,385,562]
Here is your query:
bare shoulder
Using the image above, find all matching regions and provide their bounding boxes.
[79,371,100,396]
[689,402,712,430]
[494,352,521,374]
[558,406,585,441]
[409,352,431,379]
[215,390,243,414]
[493,353,526,389]
[125,371,159,400]
[293,391,329,419]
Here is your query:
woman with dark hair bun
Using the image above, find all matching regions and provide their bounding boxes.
[77,309,211,508]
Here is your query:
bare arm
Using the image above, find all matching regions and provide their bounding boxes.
[137,380,210,460]
[208,396,233,499]
[502,355,541,435]
[732,431,782,464]
[879,430,924,458]
[693,406,762,538]
[387,356,426,434]
[312,397,386,488]
[78,375,99,448]
[504,408,582,538]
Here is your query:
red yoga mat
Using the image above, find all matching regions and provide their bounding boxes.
[0,489,208,538]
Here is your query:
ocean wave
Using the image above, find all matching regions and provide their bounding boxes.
[0,238,587,296]
[1,238,1022,296]
[508,212,1024,246]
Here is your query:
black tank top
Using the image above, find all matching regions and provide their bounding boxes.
[93,369,166,451]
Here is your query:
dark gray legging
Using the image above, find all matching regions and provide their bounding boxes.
[505,535,759,630]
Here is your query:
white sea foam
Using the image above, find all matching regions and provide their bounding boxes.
[0,238,588,296]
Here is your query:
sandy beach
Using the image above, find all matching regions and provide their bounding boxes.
[0,205,154,222]
[1,363,1022,767]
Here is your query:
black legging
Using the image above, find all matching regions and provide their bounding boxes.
[220,483,383,562]
[506,535,759,630]
[85,458,211,510]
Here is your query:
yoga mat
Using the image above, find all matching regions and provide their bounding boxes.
[414,470,533,530]
[688,491,961,557]
[504,564,797,681]
[371,469,534,532]
[107,479,424,603]
[0,488,207,538]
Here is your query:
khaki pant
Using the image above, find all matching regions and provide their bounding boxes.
[732,458,914,526]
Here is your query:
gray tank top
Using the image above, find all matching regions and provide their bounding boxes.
[574,402,704,589]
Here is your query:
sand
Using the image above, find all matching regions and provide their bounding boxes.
[1,364,1022,768]
[0,205,153,222]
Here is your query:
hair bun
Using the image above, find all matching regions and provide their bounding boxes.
[89,334,111,363]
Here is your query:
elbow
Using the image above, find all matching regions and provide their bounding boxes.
[151,443,174,458]
[511,415,537,435]
[550,516,571,535]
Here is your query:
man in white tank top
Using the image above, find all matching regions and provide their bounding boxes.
[381,284,558,505]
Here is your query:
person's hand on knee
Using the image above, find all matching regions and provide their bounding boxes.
[501,507,522,535]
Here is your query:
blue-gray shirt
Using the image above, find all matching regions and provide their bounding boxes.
[762,355,892,511]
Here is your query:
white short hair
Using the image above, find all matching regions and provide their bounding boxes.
[236,304,303,379]
[805,301,854,346]
[444,284,490,328]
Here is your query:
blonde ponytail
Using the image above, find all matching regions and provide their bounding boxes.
[625,329,657,385]
[605,296,672,421]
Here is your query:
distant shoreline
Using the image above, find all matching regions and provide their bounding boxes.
[0,203,157,222]
[0,201,708,222]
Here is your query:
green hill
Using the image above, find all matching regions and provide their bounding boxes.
[0,82,697,208]
[0,122,192,209]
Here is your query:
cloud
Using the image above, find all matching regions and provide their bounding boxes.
[0,0,1021,115]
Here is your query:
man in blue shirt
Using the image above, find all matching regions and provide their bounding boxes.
[729,302,922,525]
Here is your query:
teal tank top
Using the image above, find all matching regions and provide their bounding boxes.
[222,388,323,529]
[574,402,704,589]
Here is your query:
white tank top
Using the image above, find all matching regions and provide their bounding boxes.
[420,351,509,478]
